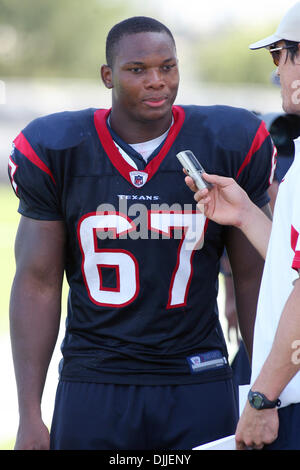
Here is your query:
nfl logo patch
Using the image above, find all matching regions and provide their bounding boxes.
[190,356,201,366]
[129,171,148,188]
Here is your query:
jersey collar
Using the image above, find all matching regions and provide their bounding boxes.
[94,106,185,188]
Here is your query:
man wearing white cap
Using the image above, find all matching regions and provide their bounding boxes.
[186,2,300,450]
[249,2,300,117]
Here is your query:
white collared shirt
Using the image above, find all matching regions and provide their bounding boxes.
[251,137,300,407]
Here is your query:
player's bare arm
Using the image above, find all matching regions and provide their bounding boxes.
[224,225,266,360]
[10,216,65,450]
[185,173,272,259]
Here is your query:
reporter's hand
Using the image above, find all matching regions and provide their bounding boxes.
[185,173,252,229]
[14,417,50,450]
[235,402,279,450]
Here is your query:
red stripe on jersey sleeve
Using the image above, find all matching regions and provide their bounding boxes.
[291,225,300,271]
[292,255,300,271]
[291,225,298,252]
[236,120,270,180]
[13,132,56,185]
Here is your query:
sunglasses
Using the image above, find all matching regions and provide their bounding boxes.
[268,44,295,66]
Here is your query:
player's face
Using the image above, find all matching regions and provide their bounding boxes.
[275,42,300,115]
[105,31,179,124]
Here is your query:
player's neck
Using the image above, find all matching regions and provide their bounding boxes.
[109,109,173,144]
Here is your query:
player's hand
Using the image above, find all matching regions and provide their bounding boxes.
[185,173,252,229]
[14,417,50,450]
[235,402,279,450]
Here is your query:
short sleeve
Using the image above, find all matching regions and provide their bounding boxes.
[8,130,63,221]
[236,119,277,208]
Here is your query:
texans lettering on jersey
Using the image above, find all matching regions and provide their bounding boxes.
[8,105,276,385]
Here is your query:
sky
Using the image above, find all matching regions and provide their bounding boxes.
[138,0,299,33]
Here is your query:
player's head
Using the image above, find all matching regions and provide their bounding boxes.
[105,16,176,68]
[249,2,300,115]
[101,16,179,125]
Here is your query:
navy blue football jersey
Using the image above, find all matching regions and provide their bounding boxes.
[8,105,276,385]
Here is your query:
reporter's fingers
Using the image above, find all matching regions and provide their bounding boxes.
[194,194,210,205]
[184,175,198,192]
[253,443,264,450]
[193,188,210,203]
[202,173,234,187]
[236,438,264,451]
[235,439,247,450]
[186,171,235,188]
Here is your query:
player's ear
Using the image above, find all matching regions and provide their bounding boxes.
[101,65,113,89]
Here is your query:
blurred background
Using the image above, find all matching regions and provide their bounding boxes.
[0,0,298,449]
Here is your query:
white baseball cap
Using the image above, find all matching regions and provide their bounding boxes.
[249,2,300,50]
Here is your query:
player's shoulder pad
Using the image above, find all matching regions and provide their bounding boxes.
[22,108,97,151]
[181,104,266,149]
[182,104,262,131]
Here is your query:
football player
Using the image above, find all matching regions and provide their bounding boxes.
[8,16,275,450]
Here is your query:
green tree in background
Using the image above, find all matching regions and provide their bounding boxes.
[0,1,279,85]
[0,0,130,78]
[194,23,277,85]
